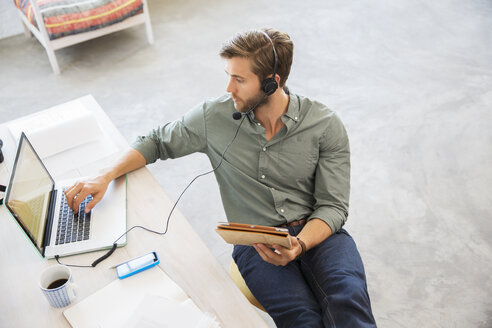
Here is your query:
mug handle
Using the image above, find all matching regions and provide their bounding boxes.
[68,283,78,301]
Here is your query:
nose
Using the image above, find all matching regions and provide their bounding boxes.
[226,77,235,94]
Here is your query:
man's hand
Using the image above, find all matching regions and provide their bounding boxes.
[253,236,302,266]
[64,148,146,214]
[64,175,110,214]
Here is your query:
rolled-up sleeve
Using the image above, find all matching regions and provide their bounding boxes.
[131,102,208,164]
[308,113,350,233]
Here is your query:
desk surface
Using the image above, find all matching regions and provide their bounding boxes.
[0,95,267,328]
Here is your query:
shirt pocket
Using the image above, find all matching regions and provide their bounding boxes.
[274,138,319,179]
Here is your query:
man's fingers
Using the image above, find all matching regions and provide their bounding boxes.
[272,244,286,256]
[84,194,102,213]
[72,189,92,214]
[274,241,300,262]
[64,182,77,195]
[255,242,299,266]
[64,182,83,209]
[254,243,281,264]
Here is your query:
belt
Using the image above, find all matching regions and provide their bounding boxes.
[278,218,308,228]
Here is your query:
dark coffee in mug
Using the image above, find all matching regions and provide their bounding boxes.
[47,278,68,289]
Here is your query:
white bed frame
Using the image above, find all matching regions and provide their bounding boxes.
[16,0,154,74]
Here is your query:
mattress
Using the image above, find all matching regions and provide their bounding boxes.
[14,0,144,40]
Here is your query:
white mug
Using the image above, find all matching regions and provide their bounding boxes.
[39,265,78,308]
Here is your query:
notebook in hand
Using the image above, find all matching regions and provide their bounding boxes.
[216,222,292,249]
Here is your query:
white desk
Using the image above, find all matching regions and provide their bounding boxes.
[0,95,268,327]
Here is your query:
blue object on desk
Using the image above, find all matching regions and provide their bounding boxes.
[116,252,160,279]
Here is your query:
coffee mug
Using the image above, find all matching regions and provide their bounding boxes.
[39,265,78,308]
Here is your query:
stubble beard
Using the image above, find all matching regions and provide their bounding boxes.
[235,91,268,113]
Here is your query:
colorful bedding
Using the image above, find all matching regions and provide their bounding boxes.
[14,0,144,40]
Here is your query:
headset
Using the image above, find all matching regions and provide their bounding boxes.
[56,30,280,268]
[260,30,279,96]
[232,30,279,120]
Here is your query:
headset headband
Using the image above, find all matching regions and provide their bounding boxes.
[260,30,278,80]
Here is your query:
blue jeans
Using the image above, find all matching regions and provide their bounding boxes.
[232,227,376,328]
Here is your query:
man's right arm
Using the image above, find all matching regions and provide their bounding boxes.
[65,148,146,213]
[66,100,209,213]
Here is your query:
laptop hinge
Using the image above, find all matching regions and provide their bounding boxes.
[43,189,58,251]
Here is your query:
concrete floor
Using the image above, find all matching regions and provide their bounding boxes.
[1,0,491,327]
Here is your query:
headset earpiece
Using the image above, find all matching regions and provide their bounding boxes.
[261,77,278,96]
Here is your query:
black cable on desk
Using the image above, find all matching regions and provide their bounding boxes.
[55,115,247,268]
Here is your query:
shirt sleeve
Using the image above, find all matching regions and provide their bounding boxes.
[131,102,208,164]
[308,112,350,233]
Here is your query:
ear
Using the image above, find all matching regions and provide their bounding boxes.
[274,73,281,85]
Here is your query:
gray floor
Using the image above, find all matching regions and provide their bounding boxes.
[1,0,491,327]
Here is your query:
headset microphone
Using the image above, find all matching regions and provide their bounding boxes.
[232,111,242,120]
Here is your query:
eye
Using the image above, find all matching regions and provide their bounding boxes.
[235,78,244,83]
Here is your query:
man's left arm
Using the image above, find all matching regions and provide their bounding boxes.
[254,112,350,266]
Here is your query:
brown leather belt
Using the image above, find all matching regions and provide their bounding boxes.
[278,218,308,228]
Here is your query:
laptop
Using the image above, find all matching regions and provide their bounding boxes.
[3,132,127,259]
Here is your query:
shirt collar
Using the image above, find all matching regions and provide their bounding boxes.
[282,92,300,122]
[247,91,300,123]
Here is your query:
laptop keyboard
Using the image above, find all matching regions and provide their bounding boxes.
[55,189,92,245]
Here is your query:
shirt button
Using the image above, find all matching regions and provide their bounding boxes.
[261,175,266,179]
[262,147,267,151]
[280,209,285,213]
[257,123,261,126]
[294,116,298,121]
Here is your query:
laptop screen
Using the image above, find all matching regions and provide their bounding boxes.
[5,133,54,254]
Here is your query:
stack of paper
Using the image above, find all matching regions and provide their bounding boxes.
[8,100,103,159]
[125,295,219,328]
[7,99,118,176]
[63,267,220,328]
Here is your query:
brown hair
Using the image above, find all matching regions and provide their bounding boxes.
[219,28,294,88]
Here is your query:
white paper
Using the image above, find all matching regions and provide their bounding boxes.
[7,99,118,176]
[124,295,219,328]
[43,137,119,177]
[8,101,102,157]
[63,267,191,328]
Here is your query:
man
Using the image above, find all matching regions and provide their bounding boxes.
[65,28,376,327]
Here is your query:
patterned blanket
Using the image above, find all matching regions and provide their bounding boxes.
[14,0,144,40]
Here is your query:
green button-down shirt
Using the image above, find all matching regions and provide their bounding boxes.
[132,92,350,232]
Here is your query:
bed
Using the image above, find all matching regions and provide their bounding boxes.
[14,0,154,74]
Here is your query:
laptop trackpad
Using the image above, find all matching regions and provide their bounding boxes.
[90,176,127,244]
